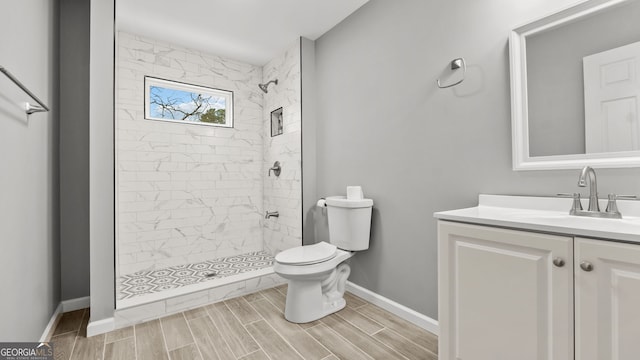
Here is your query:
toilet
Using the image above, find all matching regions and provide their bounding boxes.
[274,195,373,323]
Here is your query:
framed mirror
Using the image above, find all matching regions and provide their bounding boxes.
[510,0,640,170]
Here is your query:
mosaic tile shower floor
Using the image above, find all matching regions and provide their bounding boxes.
[118,251,274,300]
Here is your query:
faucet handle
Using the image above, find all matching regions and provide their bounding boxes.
[615,195,637,200]
[558,193,583,214]
[606,194,620,215]
[606,194,637,214]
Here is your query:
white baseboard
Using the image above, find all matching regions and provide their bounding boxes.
[40,303,63,342]
[87,317,115,337]
[61,296,91,312]
[345,281,439,335]
[39,296,91,342]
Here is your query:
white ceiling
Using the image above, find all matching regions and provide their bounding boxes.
[116,0,369,66]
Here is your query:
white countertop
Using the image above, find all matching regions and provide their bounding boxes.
[434,194,640,243]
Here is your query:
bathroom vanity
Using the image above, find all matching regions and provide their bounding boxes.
[435,194,640,360]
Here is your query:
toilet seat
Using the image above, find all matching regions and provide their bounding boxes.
[275,242,337,266]
[274,249,354,277]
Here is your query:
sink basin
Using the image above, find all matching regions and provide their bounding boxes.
[516,212,640,226]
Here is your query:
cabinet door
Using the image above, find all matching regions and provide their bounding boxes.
[575,237,640,360]
[438,221,573,360]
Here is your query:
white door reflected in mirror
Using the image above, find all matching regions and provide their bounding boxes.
[584,41,640,153]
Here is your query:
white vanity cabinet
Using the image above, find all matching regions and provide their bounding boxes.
[438,220,640,360]
[575,238,640,360]
[438,221,574,360]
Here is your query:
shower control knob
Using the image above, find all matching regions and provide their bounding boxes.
[268,161,281,177]
[552,257,565,268]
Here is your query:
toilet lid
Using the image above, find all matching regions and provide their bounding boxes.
[275,242,338,266]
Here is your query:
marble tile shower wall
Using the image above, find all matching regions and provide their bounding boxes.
[116,32,265,276]
[262,41,303,255]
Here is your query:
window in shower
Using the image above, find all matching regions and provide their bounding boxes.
[144,76,233,127]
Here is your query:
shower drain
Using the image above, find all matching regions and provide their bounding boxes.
[204,272,218,278]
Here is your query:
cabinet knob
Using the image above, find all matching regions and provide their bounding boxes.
[580,261,594,272]
[553,257,565,267]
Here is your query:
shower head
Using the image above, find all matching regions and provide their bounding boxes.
[258,79,278,93]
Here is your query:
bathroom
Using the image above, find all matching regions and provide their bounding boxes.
[2,0,640,359]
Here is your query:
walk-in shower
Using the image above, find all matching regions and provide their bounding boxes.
[114,32,302,310]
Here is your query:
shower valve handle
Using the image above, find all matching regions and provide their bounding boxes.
[268,161,281,177]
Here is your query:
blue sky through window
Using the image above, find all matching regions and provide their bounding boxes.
[149,85,227,122]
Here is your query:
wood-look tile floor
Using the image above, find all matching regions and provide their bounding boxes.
[50,285,438,360]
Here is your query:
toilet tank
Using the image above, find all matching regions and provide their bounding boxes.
[325,196,374,251]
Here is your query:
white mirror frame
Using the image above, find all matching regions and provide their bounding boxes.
[509,0,640,170]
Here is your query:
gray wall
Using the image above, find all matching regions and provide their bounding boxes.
[60,0,90,301]
[528,0,640,156]
[314,0,640,320]
[0,0,60,341]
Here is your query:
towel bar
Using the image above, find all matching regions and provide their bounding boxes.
[0,65,50,115]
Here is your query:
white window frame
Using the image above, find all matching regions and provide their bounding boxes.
[144,76,234,128]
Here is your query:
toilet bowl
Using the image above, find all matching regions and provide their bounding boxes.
[274,195,373,323]
[274,242,355,323]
